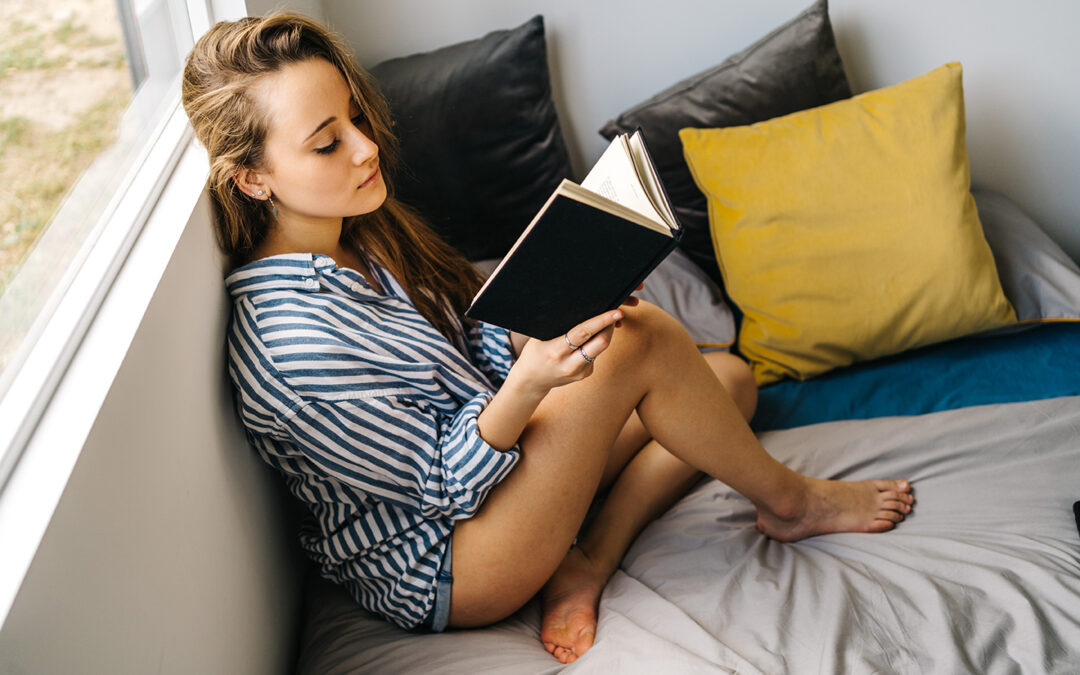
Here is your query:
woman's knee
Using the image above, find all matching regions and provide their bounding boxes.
[612,300,694,359]
[702,351,758,420]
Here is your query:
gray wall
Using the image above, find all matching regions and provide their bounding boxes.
[0,191,304,675]
[320,0,1080,262]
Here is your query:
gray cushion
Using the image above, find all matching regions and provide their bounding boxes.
[598,0,851,281]
[975,188,1080,324]
[636,247,734,350]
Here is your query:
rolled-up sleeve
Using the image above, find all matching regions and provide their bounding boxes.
[282,392,520,520]
[467,321,516,386]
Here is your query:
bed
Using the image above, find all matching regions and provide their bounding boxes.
[291,4,1080,672]
[298,393,1080,674]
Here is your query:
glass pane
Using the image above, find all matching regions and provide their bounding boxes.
[0,0,191,388]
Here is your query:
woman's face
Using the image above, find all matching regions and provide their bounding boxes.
[250,57,387,225]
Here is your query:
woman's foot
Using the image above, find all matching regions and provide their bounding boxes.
[539,546,608,664]
[757,478,914,542]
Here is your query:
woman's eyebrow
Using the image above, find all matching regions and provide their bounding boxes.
[305,116,336,141]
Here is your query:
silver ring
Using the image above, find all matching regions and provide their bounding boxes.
[565,333,582,350]
[579,347,595,364]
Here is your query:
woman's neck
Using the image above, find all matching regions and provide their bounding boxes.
[256,214,344,260]
[253,216,382,292]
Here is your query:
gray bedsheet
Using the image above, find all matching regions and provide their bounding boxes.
[298,395,1080,674]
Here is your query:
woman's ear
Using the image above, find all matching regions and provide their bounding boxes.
[232,167,270,200]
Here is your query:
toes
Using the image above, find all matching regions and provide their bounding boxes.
[868,518,897,533]
[554,645,576,664]
[874,479,912,494]
[877,509,905,523]
[882,499,912,513]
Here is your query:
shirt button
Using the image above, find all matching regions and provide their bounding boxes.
[351,282,363,293]
[305,278,317,288]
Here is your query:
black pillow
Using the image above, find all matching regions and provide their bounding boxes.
[599,0,851,281]
[369,16,572,261]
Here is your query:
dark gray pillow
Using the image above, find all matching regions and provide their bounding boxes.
[370,16,572,261]
[599,0,851,281]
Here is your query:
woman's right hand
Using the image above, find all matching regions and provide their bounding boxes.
[478,309,625,451]
[508,309,624,396]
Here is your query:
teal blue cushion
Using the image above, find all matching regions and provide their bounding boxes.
[753,323,1080,431]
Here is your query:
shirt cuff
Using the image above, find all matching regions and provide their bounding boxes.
[437,392,521,518]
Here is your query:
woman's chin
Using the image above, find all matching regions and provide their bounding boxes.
[354,182,388,214]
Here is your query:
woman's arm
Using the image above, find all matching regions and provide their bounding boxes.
[478,287,642,450]
[282,394,521,520]
[509,330,530,358]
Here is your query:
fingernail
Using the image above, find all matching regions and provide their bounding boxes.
[614,312,623,320]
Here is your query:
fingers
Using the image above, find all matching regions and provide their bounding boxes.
[620,284,644,308]
[577,323,615,363]
[519,310,624,391]
[565,310,623,351]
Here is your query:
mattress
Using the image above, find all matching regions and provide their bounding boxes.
[296,349,1080,673]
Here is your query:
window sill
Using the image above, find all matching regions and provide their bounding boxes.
[0,114,209,628]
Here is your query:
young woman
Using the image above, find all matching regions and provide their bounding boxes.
[182,13,913,664]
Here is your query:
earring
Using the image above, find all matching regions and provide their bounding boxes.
[268,194,279,219]
[256,189,264,196]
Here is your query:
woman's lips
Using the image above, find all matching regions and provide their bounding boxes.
[359,167,380,189]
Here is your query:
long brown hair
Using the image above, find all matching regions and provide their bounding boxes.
[181,12,482,340]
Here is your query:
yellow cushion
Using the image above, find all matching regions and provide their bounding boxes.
[680,63,1016,385]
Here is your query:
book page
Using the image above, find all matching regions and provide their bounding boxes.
[627,131,678,230]
[581,136,668,230]
[559,182,671,235]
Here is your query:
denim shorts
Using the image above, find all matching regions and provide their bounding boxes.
[424,538,453,632]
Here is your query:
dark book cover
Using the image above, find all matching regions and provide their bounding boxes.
[465,193,680,339]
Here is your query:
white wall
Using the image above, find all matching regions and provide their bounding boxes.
[321,0,1080,262]
[0,191,304,675]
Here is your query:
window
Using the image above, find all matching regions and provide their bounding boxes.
[0,0,215,480]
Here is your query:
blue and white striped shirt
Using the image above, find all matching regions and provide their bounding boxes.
[225,253,521,629]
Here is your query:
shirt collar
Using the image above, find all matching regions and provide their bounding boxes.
[226,253,392,300]
[225,253,321,298]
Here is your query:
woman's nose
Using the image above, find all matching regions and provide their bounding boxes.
[350,129,378,166]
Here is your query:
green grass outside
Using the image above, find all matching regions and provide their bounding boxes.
[0,10,131,295]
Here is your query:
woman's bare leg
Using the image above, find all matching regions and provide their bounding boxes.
[449,303,913,636]
[540,352,757,662]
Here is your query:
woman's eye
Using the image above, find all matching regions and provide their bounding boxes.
[315,139,340,155]
[313,114,365,154]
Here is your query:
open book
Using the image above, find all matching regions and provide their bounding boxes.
[465,130,682,340]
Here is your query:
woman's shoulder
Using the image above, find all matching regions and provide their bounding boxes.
[225,253,319,299]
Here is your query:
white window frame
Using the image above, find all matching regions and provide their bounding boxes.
[0,0,244,629]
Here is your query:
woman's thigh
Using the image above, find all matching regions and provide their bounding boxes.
[448,302,685,627]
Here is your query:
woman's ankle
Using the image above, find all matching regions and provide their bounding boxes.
[572,535,624,584]
[754,471,810,522]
